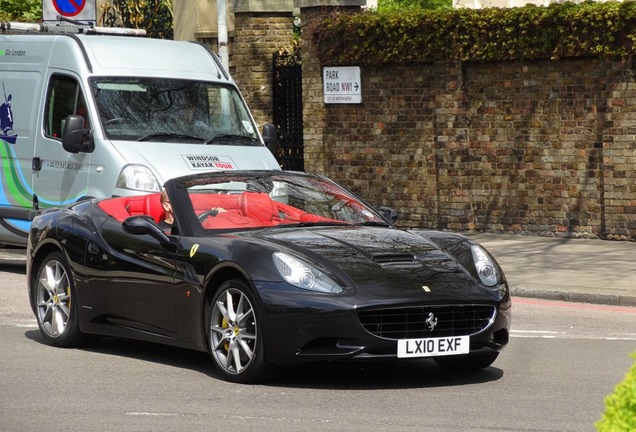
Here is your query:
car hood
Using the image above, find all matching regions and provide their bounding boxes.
[249,226,498,303]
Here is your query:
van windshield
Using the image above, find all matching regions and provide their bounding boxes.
[89,77,260,145]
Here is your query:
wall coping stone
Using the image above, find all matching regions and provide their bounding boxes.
[233,0,295,13]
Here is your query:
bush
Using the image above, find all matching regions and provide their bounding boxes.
[596,352,636,432]
[308,1,636,65]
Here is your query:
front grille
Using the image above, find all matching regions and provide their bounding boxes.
[358,305,496,340]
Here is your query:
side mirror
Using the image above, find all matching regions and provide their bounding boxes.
[122,215,178,251]
[62,115,94,153]
[262,123,278,155]
[377,207,398,224]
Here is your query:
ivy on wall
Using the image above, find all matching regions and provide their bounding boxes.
[308,1,636,65]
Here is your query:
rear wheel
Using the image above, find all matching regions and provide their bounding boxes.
[32,251,84,347]
[207,279,270,383]
[434,351,499,371]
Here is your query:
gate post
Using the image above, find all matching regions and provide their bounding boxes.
[298,0,365,174]
[232,0,296,128]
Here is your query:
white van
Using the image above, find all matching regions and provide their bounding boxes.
[0,22,280,246]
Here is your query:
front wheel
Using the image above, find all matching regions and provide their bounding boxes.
[32,251,85,347]
[433,351,499,371]
[207,279,271,383]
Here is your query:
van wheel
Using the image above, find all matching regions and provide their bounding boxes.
[206,279,270,383]
[32,252,85,347]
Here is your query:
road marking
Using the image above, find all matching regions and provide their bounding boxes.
[511,330,636,341]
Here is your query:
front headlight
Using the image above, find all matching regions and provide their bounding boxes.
[116,164,161,192]
[471,244,500,287]
[273,252,343,293]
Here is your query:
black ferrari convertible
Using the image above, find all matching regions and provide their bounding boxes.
[26,170,511,383]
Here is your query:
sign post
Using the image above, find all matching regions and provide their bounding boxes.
[43,0,97,23]
[323,66,362,104]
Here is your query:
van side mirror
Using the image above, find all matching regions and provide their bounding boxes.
[262,123,278,155]
[62,114,95,153]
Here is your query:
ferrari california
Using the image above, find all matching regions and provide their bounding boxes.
[26,170,511,383]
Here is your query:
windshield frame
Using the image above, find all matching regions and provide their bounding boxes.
[167,171,391,236]
[89,76,261,145]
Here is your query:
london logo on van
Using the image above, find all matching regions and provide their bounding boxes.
[0,82,17,145]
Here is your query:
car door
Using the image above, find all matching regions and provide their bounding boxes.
[84,217,180,335]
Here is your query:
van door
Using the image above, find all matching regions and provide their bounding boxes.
[0,71,40,243]
[33,73,92,208]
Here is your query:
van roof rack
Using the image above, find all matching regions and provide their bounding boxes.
[0,16,146,37]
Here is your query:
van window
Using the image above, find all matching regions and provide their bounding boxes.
[44,75,90,139]
[89,77,259,145]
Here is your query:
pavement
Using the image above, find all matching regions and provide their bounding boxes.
[463,233,636,307]
[2,233,635,307]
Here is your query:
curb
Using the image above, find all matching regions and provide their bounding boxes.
[511,287,636,308]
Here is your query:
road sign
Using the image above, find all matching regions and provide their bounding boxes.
[43,0,96,22]
[323,66,362,104]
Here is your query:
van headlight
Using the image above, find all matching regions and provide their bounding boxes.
[116,164,160,192]
[471,244,500,287]
[273,252,343,293]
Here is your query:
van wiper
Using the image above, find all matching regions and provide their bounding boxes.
[205,134,259,145]
[137,132,204,142]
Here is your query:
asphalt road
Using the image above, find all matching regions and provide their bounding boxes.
[1,259,635,432]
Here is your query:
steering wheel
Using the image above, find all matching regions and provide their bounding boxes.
[198,209,220,221]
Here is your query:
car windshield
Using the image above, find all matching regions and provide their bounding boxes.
[89,77,259,144]
[184,173,388,231]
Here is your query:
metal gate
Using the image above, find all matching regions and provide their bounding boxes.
[99,0,173,39]
[273,51,304,171]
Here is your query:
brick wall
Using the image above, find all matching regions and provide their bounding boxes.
[230,12,295,128]
[303,52,636,240]
[226,5,636,241]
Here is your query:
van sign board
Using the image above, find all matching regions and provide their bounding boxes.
[43,0,96,22]
[323,66,361,104]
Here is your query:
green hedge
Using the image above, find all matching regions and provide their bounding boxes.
[596,352,636,432]
[308,1,636,65]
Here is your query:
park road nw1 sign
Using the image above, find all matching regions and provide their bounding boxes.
[323,66,361,104]
[43,0,97,22]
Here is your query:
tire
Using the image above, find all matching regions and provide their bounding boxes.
[32,251,85,347]
[434,351,499,371]
[207,279,271,383]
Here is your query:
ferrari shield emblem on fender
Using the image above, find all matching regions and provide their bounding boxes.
[190,244,199,257]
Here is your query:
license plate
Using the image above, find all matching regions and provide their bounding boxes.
[397,335,470,358]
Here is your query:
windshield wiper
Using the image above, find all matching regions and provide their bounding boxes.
[280,221,352,228]
[137,133,204,142]
[356,221,391,227]
[205,134,259,145]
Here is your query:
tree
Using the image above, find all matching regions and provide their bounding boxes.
[0,0,42,22]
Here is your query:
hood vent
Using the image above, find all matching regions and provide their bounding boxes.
[372,253,422,269]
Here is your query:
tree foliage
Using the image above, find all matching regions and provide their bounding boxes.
[0,0,42,22]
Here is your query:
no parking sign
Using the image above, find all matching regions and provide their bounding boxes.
[43,0,96,22]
